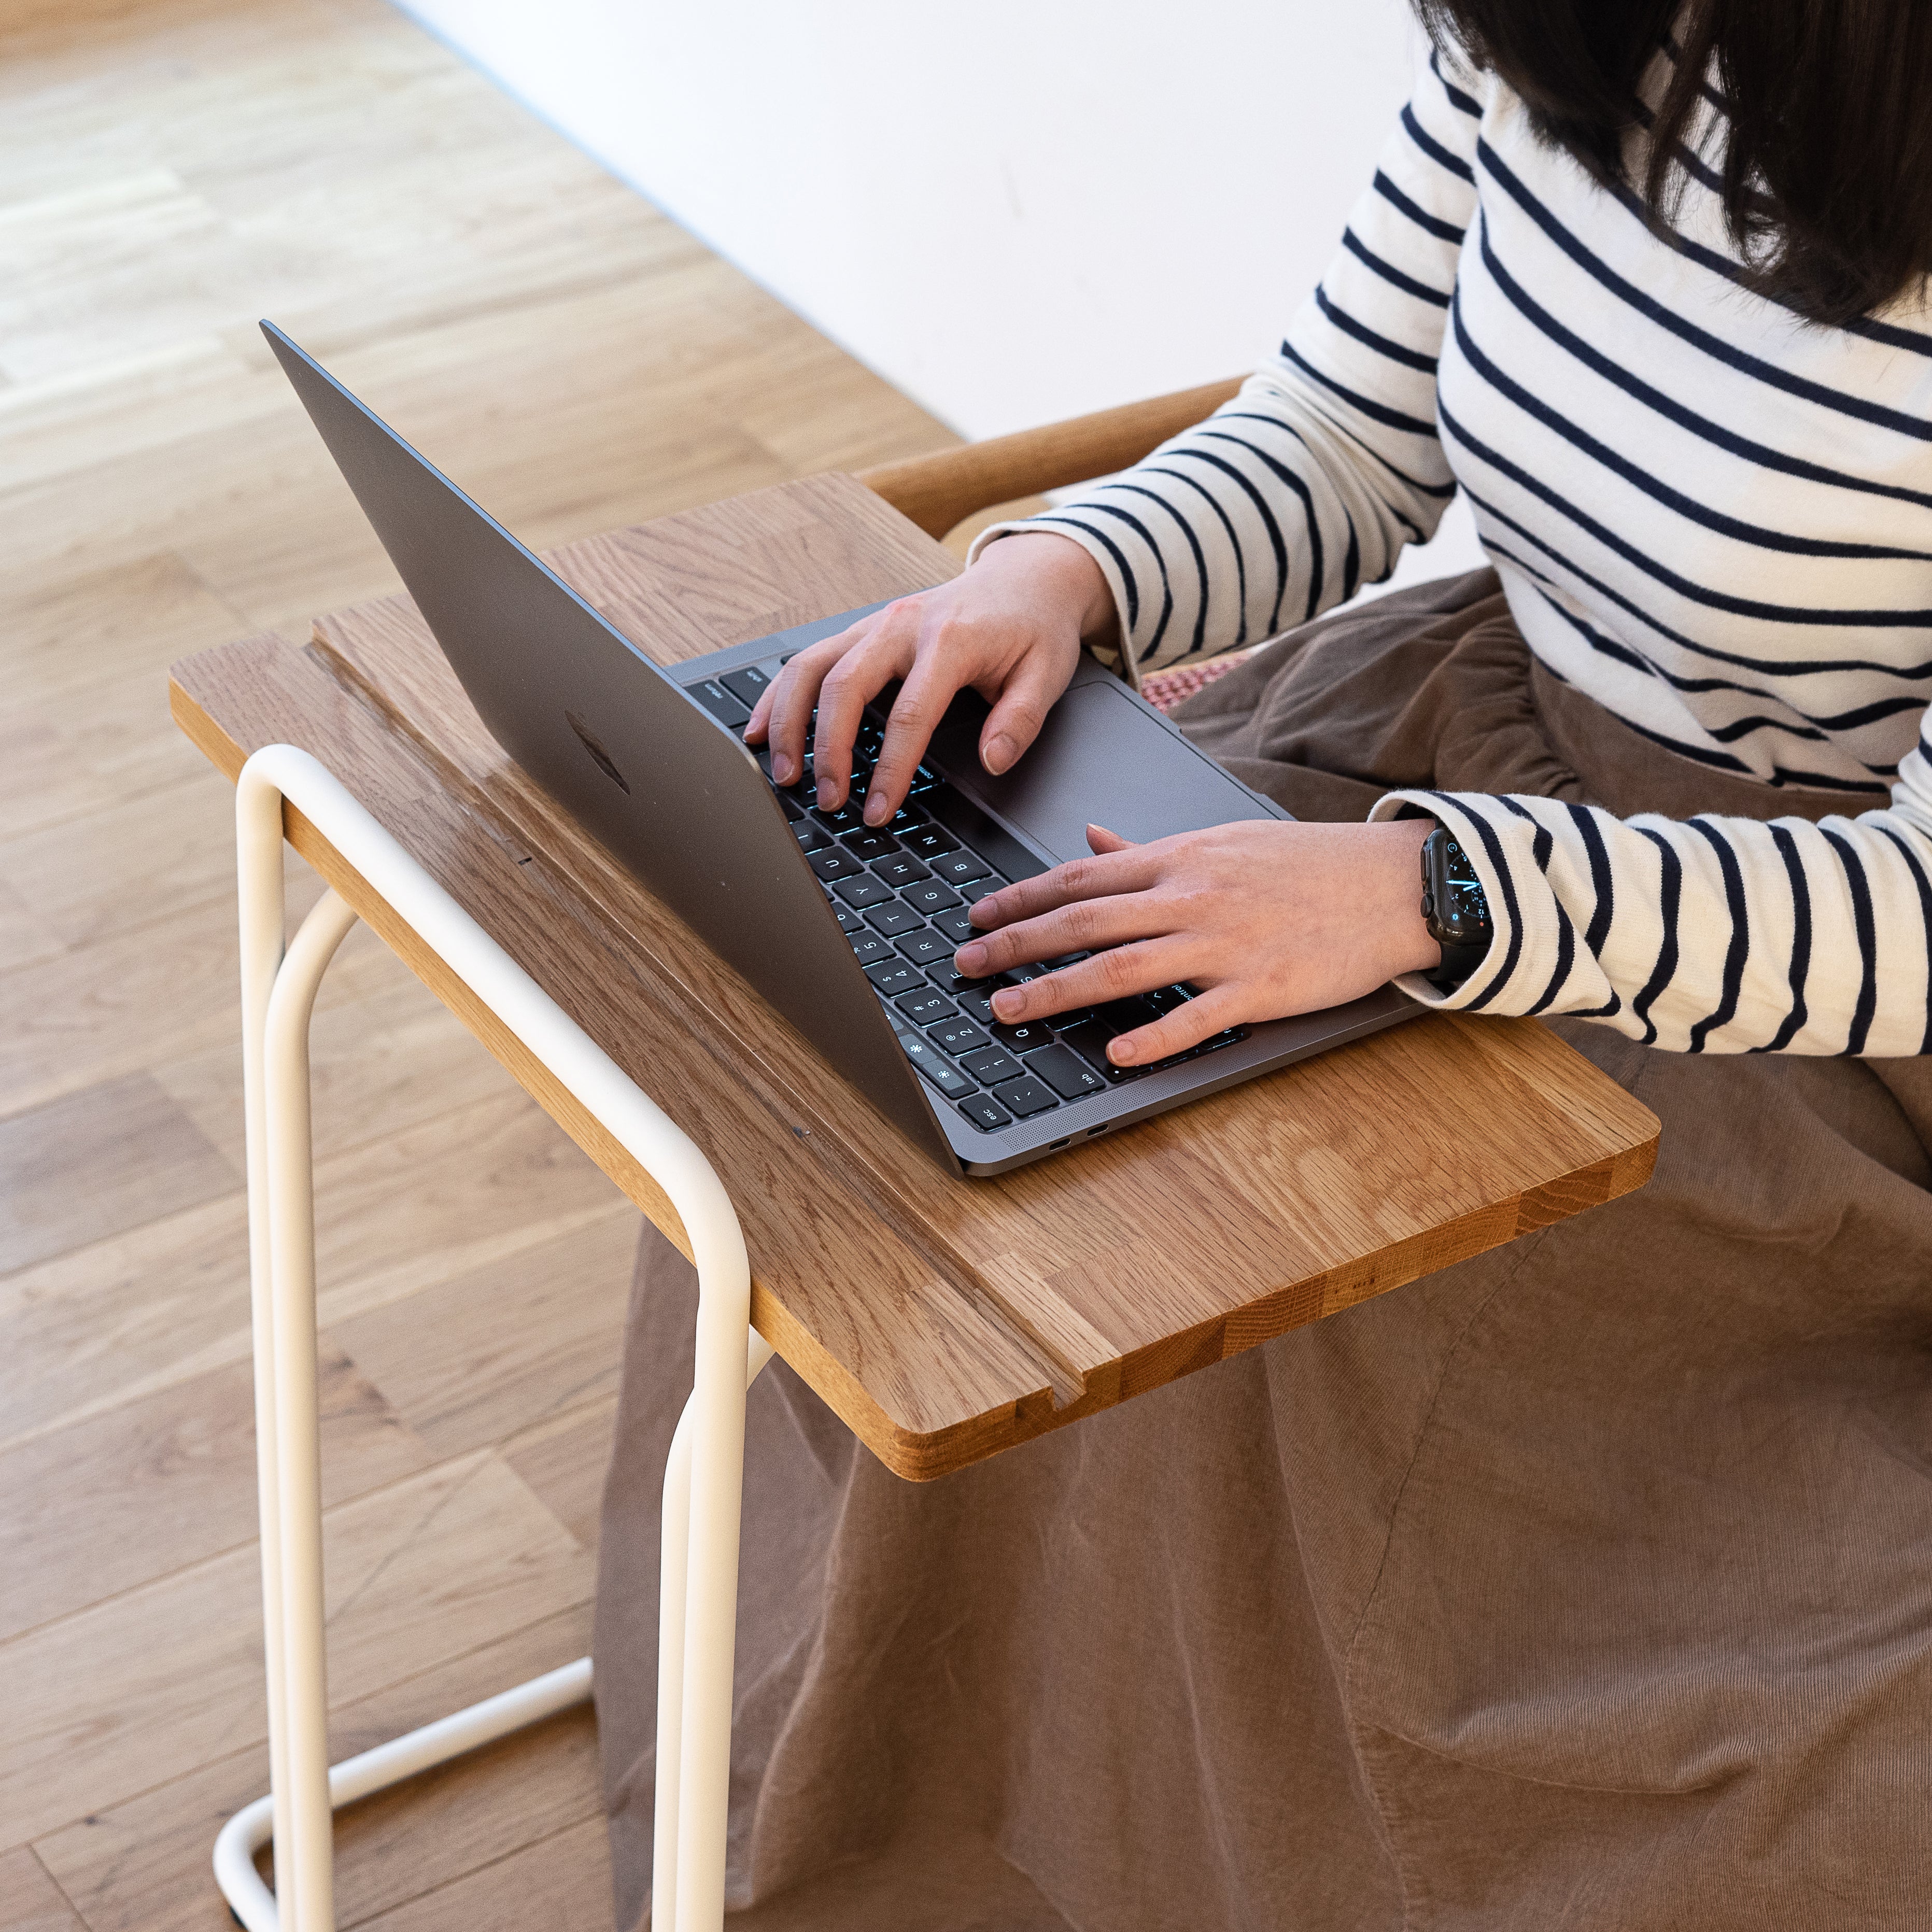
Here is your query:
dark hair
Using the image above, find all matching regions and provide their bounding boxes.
[1411,0,1932,326]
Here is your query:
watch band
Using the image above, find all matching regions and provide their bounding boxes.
[1428,937,1491,992]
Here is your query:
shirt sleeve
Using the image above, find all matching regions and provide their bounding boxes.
[967,50,1484,684]
[1367,729,1932,1053]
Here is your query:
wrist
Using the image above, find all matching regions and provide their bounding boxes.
[978,530,1117,642]
[1373,817,1443,978]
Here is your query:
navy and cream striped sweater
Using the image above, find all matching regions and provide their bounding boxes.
[973,48,1932,1055]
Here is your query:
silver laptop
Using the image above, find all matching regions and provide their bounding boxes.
[263,321,1416,1176]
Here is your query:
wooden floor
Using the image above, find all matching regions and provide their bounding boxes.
[0,1,958,1924]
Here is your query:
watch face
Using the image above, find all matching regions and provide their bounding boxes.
[1432,837,1491,941]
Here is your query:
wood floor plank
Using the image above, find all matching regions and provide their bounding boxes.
[0,770,242,950]
[0,865,378,1122]
[0,1848,84,1932]
[0,1070,236,1275]
[354,1813,613,1932]
[332,1210,637,1462]
[32,1602,595,1932]
[0,1345,433,1645]
[0,552,246,706]
[0,880,61,978]
[0,1088,616,1453]
[0,1450,593,1848]
[503,1398,621,1554]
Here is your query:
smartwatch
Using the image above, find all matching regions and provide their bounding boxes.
[1419,824,1494,992]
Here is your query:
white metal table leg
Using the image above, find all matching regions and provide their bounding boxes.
[221,745,769,1932]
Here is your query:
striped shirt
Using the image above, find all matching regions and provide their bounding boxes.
[972,47,1932,1055]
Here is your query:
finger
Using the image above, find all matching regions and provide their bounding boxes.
[956,887,1175,981]
[983,938,1200,1026]
[966,845,1164,935]
[1103,982,1248,1067]
[1085,823,1137,854]
[977,651,1065,778]
[864,643,964,824]
[812,613,918,807]
[759,627,864,786]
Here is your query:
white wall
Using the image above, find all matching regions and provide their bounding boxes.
[393,0,1483,583]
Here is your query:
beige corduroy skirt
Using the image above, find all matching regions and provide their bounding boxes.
[592,570,1932,1931]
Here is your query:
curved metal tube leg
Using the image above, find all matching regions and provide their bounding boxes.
[653,1332,773,1930]
[227,748,765,1932]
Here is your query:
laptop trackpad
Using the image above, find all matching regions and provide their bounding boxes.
[963,679,1284,865]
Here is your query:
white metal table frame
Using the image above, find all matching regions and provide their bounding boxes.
[214,744,773,1932]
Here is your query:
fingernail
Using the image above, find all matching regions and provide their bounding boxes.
[817,781,836,808]
[1109,1037,1136,1064]
[983,734,1016,775]
[991,986,1023,1018]
[956,941,988,973]
[772,754,794,784]
[865,791,888,825]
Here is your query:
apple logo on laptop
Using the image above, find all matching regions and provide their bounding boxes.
[566,711,630,795]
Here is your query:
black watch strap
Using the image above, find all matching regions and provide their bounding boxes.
[1428,937,1491,992]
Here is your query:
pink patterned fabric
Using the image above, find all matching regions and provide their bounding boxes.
[1138,649,1253,714]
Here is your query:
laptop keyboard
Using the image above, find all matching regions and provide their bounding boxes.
[692,669,1247,1136]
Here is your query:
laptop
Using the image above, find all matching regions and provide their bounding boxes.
[262,321,1417,1176]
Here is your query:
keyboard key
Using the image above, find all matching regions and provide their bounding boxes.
[928,963,994,996]
[1024,1041,1111,1101]
[865,960,922,997]
[954,985,1000,1025]
[809,849,860,883]
[1095,995,1164,1032]
[794,819,831,853]
[840,828,899,862]
[886,805,926,834]
[910,764,941,794]
[990,1019,1055,1054]
[718,666,773,709]
[830,902,863,934]
[865,900,924,937]
[849,933,894,968]
[929,1018,990,1057]
[901,1035,976,1099]
[871,852,930,889]
[690,678,752,727]
[812,799,868,833]
[778,792,805,822]
[991,1076,1057,1118]
[1143,984,1195,1016]
[1055,1019,1142,1082]
[957,1093,1013,1132]
[901,880,962,915]
[960,878,1003,906]
[1190,1026,1247,1056]
[895,989,955,1026]
[834,875,895,909]
[930,907,976,944]
[895,929,953,967]
[900,824,959,860]
[959,1046,1023,1086]
[927,849,993,886]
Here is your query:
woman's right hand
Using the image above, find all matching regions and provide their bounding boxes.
[743,530,1116,829]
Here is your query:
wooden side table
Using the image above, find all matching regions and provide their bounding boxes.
[172,473,1658,1932]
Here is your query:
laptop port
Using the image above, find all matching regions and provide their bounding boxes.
[1048,1137,1069,1150]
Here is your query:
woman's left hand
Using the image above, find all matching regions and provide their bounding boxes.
[952,817,1444,1066]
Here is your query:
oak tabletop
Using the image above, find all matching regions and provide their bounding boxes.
[170,472,1659,1479]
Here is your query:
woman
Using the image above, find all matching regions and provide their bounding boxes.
[596,4,1932,1924]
